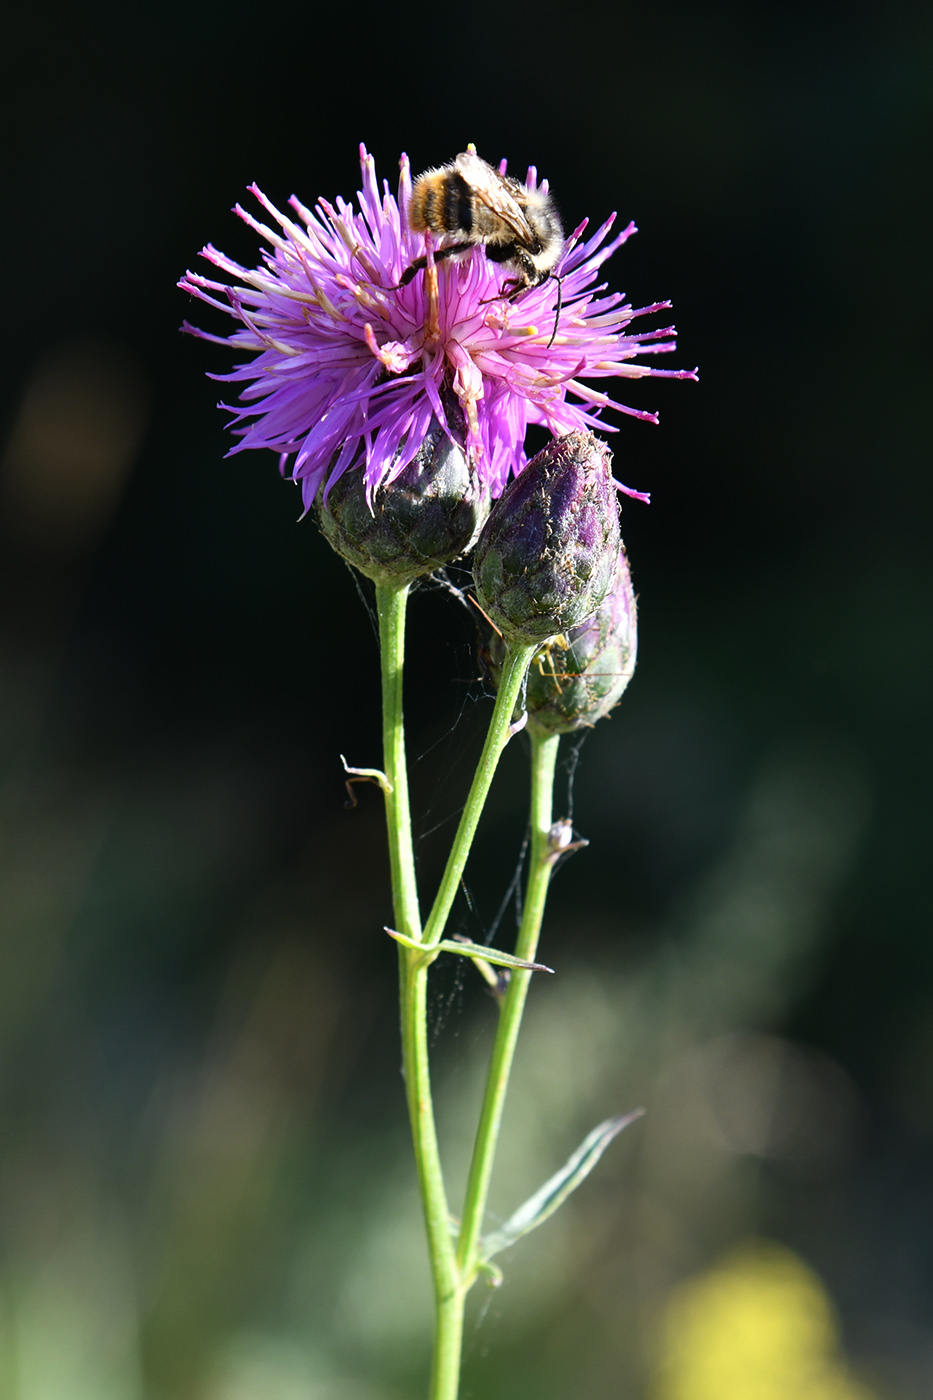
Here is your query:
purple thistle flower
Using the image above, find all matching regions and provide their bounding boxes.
[179,145,696,513]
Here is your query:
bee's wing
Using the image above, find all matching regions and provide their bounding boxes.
[455,150,535,243]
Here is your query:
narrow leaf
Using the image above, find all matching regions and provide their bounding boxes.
[480,1109,645,1261]
[384,929,553,973]
[438,938,554,973]
[467,954,502,992]
[385,927,425,952]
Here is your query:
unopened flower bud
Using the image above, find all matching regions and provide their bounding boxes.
[317,393,488,587]
[531,547,638,732]
[472,431,620,647]
[482,546,637,733]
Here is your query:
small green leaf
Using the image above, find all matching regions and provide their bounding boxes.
[480,1109,645,1261]
[477,1259,504,1289]
[385,927,426,952]
[466,954,503,992]
[438,938,554,973]
[340,754,392,797]
[384,928,553,974]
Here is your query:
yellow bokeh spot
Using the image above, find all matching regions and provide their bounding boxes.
[653,1240,876,1400]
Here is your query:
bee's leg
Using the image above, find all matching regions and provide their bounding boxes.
[478,276,527,309]
[398,243,472,287]
[502,268,563,347]
[398,259,424,286]
[434,242,472,264]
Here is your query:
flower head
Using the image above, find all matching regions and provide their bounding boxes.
[179,145,696,511]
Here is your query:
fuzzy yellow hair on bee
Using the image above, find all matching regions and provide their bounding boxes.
[400,149,564,299]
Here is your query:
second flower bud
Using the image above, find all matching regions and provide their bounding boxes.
[472,431,621,647]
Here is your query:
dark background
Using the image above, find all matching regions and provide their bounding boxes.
[1,2,930,1397]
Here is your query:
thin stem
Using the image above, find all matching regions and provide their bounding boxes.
[376,582,421,943]
[456,730,561,1282]
[376,583,462,1400]
[423,642,537,949]
[400,960,465,1400]
[376,601,538,1399]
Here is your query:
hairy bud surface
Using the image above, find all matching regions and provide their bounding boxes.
[523,548,639,732]
[473,431,620,646]
[317,396,488,587]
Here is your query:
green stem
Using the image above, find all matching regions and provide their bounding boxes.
[400,960,465,1400]
[456,730,561,1282]
[376,584,462,1400]
[423,642,537,949]
[376,583,421,944]
[376,600,538,1399]
[413,641,535,1396]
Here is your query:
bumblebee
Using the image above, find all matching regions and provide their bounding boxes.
[400,149,565,302]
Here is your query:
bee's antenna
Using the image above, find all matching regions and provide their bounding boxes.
[547,274,564,350]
